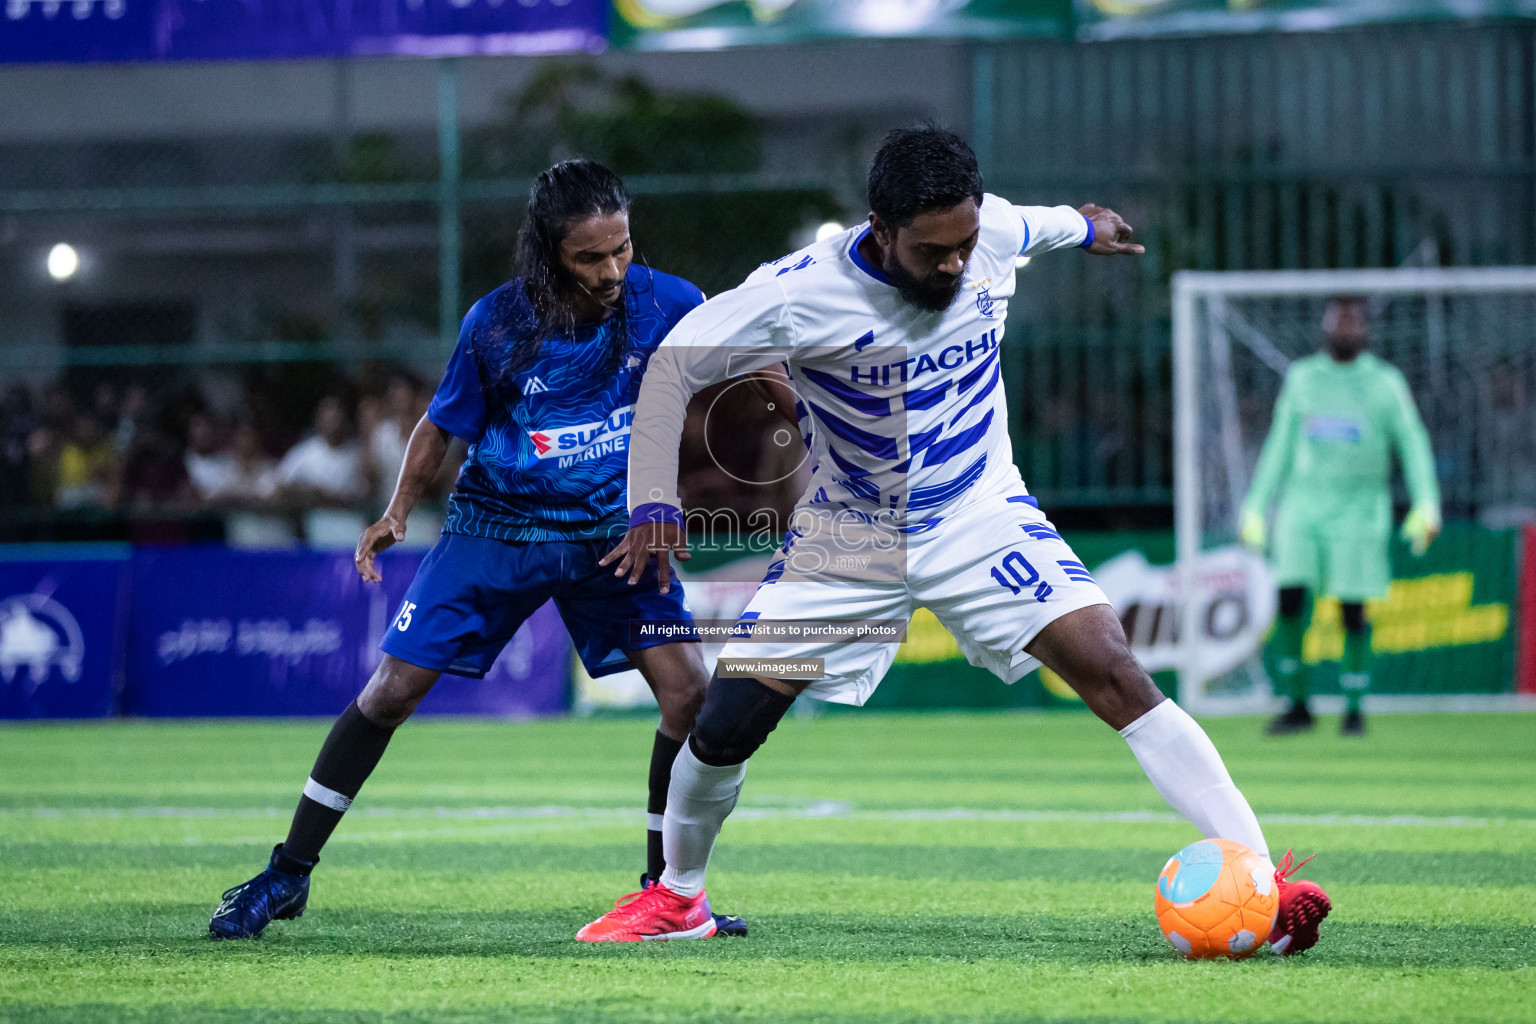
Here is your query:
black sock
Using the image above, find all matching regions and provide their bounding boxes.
[278,700,396,870]
[647,731,685,880]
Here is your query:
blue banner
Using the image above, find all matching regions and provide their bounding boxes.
[125,546,571,718]
[0,0,606,65]
[0,549,128,719]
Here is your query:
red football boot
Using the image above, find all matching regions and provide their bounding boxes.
[1269,850,1332,955]
[575,884,717,943]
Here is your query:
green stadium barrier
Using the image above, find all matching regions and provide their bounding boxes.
[582,522,1520,713]
[861,523,1518,710]
[1266,522,1518,697]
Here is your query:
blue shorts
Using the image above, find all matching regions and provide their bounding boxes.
[379,532,697,679]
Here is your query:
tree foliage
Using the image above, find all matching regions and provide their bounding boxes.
[465,61,838,298]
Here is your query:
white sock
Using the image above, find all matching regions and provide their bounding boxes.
[658,742,745,898]
[1119,698,1272,869]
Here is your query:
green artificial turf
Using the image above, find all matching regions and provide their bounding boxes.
[1,711,1533,1023]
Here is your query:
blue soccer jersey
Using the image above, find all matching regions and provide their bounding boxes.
[428,263,705,542]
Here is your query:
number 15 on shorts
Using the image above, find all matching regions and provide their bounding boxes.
[394,601,417,631]
[990,551,1053,602]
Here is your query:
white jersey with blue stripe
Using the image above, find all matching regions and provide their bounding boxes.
[627,194,1091,526]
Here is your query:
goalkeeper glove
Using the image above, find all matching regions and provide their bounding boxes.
[1400,502,1442,557]
[1239,506,1267,551]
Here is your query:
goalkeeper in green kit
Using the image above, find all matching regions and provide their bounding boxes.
[1240,296,1441,736]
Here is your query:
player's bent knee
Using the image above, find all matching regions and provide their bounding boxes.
[1109,652,1160,706]
[688,673,795,767]
[357,656,440,728]
[1074,647,1162,730]
[630,643,710,736]
[657,683,706,738]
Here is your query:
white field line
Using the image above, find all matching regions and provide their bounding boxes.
[4,803,1532,829]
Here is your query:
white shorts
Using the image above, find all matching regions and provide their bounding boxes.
[718,485,1111,706]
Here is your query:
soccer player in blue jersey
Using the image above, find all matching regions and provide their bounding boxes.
[209,160,743,940]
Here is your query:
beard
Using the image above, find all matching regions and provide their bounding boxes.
[883,255,963,312]
[570,270,625,314]
[1326,335,1367,361]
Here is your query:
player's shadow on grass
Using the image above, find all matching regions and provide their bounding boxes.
[6,839,1530,887]
[11,838,1530,886]
[4,902,1532,969]
[710,844,1535,887]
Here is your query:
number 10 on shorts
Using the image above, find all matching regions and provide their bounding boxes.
[990,551,1052,602]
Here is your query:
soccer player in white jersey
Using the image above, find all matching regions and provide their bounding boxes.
[576,125,1332,952]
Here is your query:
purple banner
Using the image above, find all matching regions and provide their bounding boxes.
[0,0,606,65]
[125,546,570,717]
[0,549,128,719]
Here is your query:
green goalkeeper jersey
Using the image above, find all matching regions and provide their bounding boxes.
[1245,352,1439,529]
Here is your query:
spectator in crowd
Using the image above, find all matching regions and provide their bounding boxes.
[222,420,281,504]
[117,400,195,512]
[0,385,34,509]
[274,396,370,506]
[90,382,118,430]
[274,395,372,547]
[359,372,423,512]
[26,385,74,505]
[184,411,231,500]
[186,412,283,506]
[357,372,446,547]
[212,419,294,548]
[54,411,118,510]
[114,383,150,453]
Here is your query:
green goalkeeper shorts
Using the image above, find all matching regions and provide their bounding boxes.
[1271,509,1391,602]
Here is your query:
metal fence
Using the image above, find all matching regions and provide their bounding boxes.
[988,19,1536,510]
[1,18,1533,533]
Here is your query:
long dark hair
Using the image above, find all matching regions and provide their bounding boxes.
[494,159,632,389]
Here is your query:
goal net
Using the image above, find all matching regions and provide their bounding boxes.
[1171,267,1536,713]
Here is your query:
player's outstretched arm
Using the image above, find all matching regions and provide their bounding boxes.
[1076,204,1145,255]
[355,414,450,583]
[1013,202,1143,258]
[1388,371,1442,554]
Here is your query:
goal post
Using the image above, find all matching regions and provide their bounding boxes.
[1171,267,1536,714]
